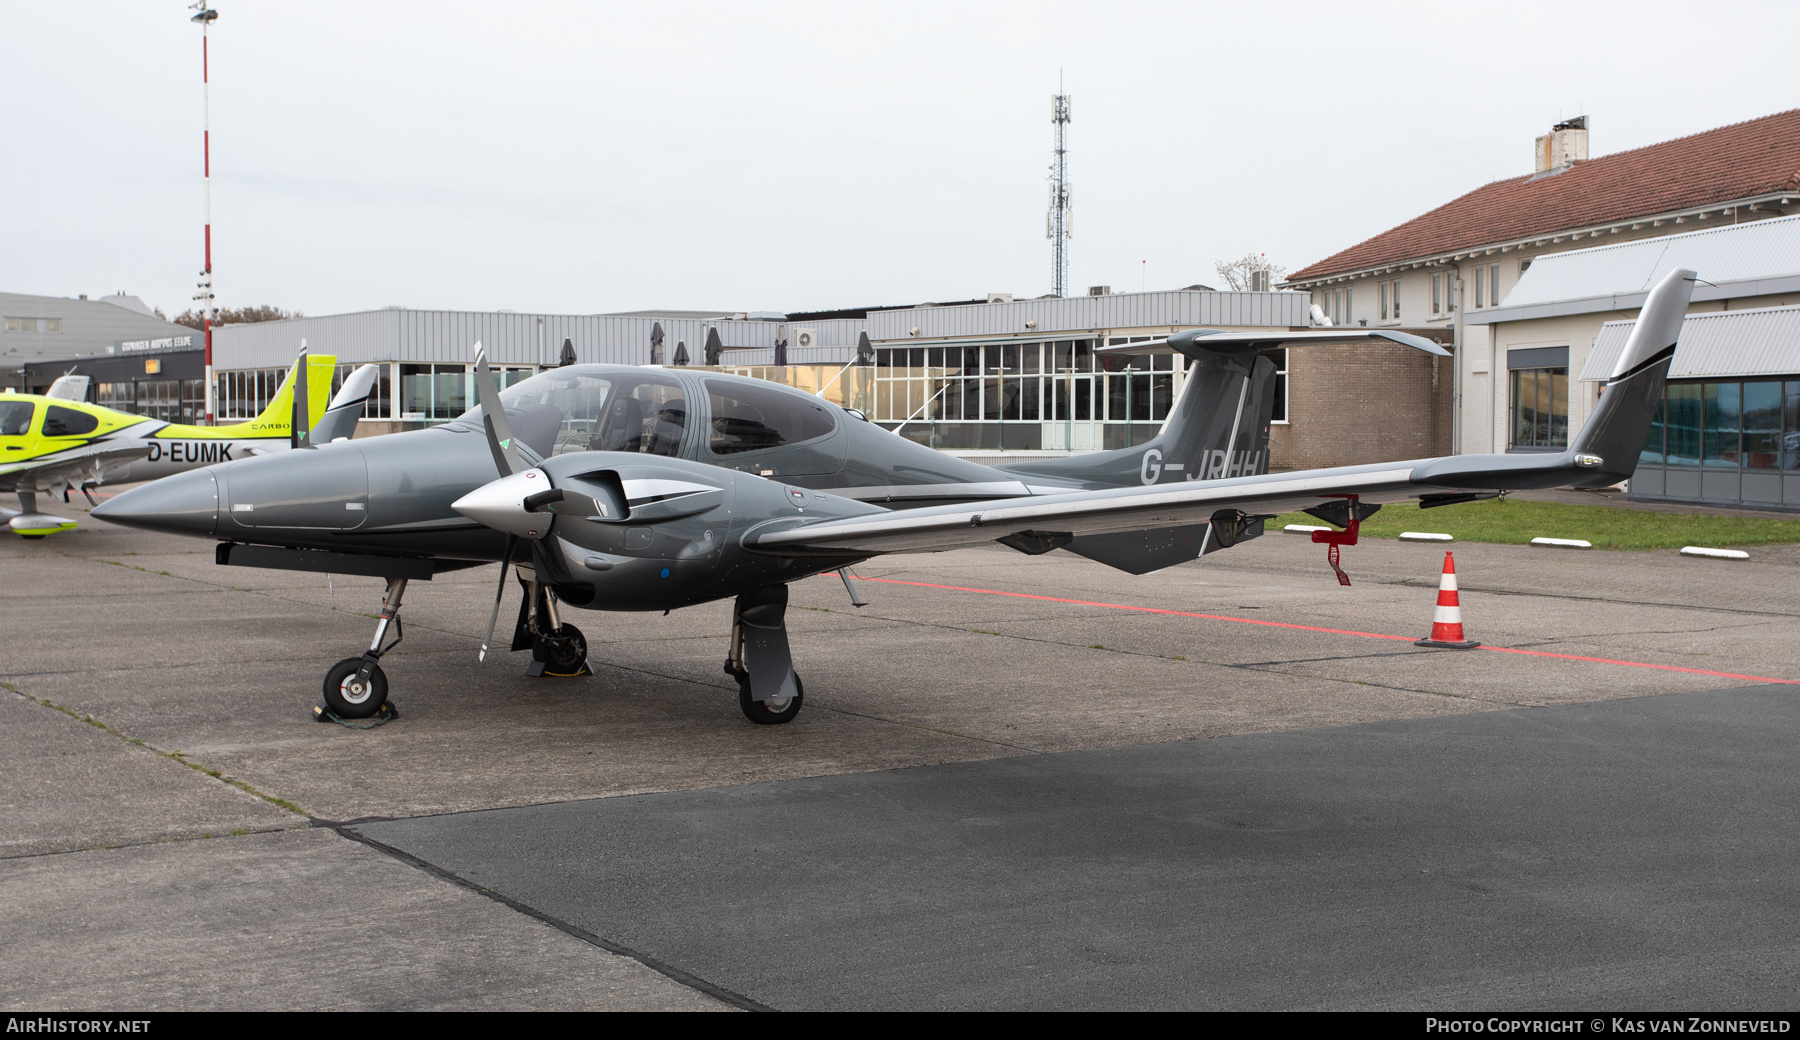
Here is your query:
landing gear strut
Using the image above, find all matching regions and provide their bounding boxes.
[724,585,803,725]
[323,577,405,718]
[514,567,589,677]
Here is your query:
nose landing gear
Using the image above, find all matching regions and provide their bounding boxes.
[322,577,406,718]
[514,568,590,677]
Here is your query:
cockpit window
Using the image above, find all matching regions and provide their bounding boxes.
[458,370,686,458]
[706,378,835,455]
[0,401,32,436]
[43,405,98,437]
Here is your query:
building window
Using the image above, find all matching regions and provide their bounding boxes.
[1474,269,1485,308]
[1379,281,1388,321]
[1510,366,1569,449]
[1489,264,1500,308]
[215,368,286,420]
[4,317,59,333]
[1430,274,1442,316]
[400,364,469,420]
[1391,279,1401,322]
[1267,348,1288,424]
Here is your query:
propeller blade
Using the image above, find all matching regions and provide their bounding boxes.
[472,341,522,477]
[290,342,312,450]
[480,534,518,662]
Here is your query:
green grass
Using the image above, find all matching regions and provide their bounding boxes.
[1270,498,1800,552]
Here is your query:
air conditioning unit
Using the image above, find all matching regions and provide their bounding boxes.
[986,293,1014,304]
[1087,285,1111,296]
[792,328,819,349]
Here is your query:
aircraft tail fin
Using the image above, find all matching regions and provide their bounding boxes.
[994,345,1280,490]
[243,353,339,438]
[311,364,380,444]
[1413,267,1694,492]
[1568,267,1694,479]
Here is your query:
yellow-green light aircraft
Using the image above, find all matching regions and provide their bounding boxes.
[0,353,379,537]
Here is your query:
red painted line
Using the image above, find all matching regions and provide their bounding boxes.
[849,575,1800,687]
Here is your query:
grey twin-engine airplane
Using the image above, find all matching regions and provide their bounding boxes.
[96,268,1697,725]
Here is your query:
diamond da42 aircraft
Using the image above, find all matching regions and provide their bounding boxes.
[1,352,379,536]
[95,269,1696,723]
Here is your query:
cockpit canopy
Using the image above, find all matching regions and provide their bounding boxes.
[456,366,838,461]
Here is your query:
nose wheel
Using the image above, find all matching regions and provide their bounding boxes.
[320,577,406,719]
[529,623,589,677]
[324,657,389,717]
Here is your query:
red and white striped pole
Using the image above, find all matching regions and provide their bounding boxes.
[191,2,218,423]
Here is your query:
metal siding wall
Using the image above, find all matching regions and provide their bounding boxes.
[1580,305,1800,381]
[866,291,1307,341]
[214,310,400,369]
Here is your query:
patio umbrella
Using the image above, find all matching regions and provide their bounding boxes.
[558,338,577,367]
[671,340,689,366]
[649,322,665,365]
[704,327,723,365]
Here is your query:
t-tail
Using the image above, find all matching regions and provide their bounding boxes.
[992,346,1279,491]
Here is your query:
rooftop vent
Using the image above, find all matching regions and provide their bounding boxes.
[1534,115,1589,174]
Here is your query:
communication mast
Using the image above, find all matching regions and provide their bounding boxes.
[190,1,218,423]
[1047,83,1071,298]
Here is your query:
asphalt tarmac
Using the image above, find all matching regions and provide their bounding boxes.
[356,685,1800,1011]
[5,495,1799,1010]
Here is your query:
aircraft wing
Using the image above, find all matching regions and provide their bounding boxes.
[745,451,1589,557]
[0,443,150,489]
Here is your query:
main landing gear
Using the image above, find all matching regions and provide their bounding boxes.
[514,566,589,678]
[724,585,804,725]
[323,577,406,718]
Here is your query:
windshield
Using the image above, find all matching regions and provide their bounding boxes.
[459,369,687,458]
[0,401,33,437]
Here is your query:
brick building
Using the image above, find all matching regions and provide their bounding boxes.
[1284,109,1800,460]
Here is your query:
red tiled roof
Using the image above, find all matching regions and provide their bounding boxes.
[1288,109,1800,283]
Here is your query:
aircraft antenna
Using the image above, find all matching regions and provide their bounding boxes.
[190,1,220,423]
[1047,76,1072,298]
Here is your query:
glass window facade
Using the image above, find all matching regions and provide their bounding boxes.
[1510,366,1569,449]
[96,378,207,423]
[1632,378,1800,509]
[871,339,1189,449]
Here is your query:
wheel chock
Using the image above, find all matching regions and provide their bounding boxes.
[313,701,400,728]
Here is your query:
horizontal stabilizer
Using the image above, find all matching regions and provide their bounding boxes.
[1096,328,1450,358]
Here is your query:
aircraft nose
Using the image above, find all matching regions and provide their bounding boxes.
[91,468,219,538]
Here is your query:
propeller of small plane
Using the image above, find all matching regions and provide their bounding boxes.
[466,342,536,661]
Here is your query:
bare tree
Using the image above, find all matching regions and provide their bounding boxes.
[1213,253,1287,292]
[172,304,305,330]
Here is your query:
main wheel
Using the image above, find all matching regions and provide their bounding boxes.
[738,673,804,725]
[323,657,389,718]
[537,624,588,676]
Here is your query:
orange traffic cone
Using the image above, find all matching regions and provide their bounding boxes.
[1415,551,1481,649]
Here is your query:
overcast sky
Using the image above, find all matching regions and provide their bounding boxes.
[3,1,1795,319]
